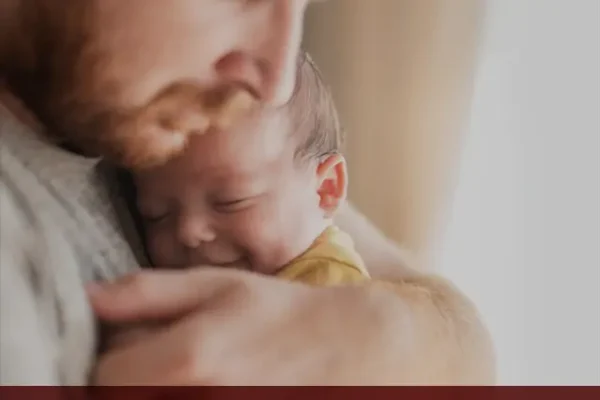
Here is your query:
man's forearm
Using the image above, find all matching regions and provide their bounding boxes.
[369,274,496,384]
[336,203,495,384]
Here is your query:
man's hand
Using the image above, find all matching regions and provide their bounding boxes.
[88,268,406,385]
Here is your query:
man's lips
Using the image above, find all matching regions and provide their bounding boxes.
[209,88,258,131]
[123,82,259,170]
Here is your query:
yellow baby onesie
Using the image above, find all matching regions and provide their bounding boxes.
[277,225,369,286]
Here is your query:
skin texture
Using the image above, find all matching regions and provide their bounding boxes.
[1,0,495,385]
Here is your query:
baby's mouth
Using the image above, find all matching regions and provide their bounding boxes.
[192,253,248,270]
[211,259,249,271]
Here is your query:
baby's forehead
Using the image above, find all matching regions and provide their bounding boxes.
[143,111,295,182]
[200,111,291,164]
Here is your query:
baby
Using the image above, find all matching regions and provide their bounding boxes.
[133,52,369,286]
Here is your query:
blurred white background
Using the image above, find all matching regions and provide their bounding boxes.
[307,0,600,385]
[436,0,600,385]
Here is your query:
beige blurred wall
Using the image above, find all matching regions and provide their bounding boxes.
[304,0,483,268]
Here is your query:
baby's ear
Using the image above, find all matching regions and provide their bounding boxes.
[316,153,347,216]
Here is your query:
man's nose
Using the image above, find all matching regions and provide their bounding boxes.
[177,214,216,249]
[215,0,307,106]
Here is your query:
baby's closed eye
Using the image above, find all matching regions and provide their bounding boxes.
[138,203,173,225]
[212,195,260,213]
[142,212,172,224]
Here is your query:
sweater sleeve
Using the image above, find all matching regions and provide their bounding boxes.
[0,182,96,385]
[0,184,59,384]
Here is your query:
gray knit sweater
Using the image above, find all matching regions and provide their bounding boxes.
[0,105,144,384]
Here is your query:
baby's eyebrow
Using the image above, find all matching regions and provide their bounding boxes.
[136,190,169,211]
[212,164,263,182]
[213,172,267,193]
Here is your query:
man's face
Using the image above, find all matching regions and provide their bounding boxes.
[18,0,311,168]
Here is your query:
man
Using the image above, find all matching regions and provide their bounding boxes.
[0,0,495,385]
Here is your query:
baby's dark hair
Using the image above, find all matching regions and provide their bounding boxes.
[285,51,344,162]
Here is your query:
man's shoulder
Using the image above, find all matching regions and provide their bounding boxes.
[1,104,145,277]
[0,96,144,384]
[0,178,97,385]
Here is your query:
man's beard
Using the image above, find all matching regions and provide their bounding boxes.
[4,0,259,170]
[41,81,258,170]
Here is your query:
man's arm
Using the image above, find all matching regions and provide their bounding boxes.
[335,202,496,384]
[88,201,495,385]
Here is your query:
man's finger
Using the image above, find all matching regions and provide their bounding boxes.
[87,268,248,322]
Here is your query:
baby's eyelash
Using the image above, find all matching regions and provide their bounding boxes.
[216,199,245,206]
[143,212,170,224]
[213,197,255,213]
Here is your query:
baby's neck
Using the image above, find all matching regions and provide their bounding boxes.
[269,218,335,275]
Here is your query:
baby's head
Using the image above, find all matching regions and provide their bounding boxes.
[134,53,346,274]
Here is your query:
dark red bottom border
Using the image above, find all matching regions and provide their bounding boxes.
[0,386,598,400]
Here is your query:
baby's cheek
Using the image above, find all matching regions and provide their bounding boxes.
[146,229,181,267]
[226,209,269,248]
[233,204,301,271]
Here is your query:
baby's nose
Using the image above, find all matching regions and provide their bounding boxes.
[177,215,216,248]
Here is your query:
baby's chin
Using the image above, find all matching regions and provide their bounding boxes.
[195,258,281,276]
[180,253,251,272]
[212,259,250,271]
